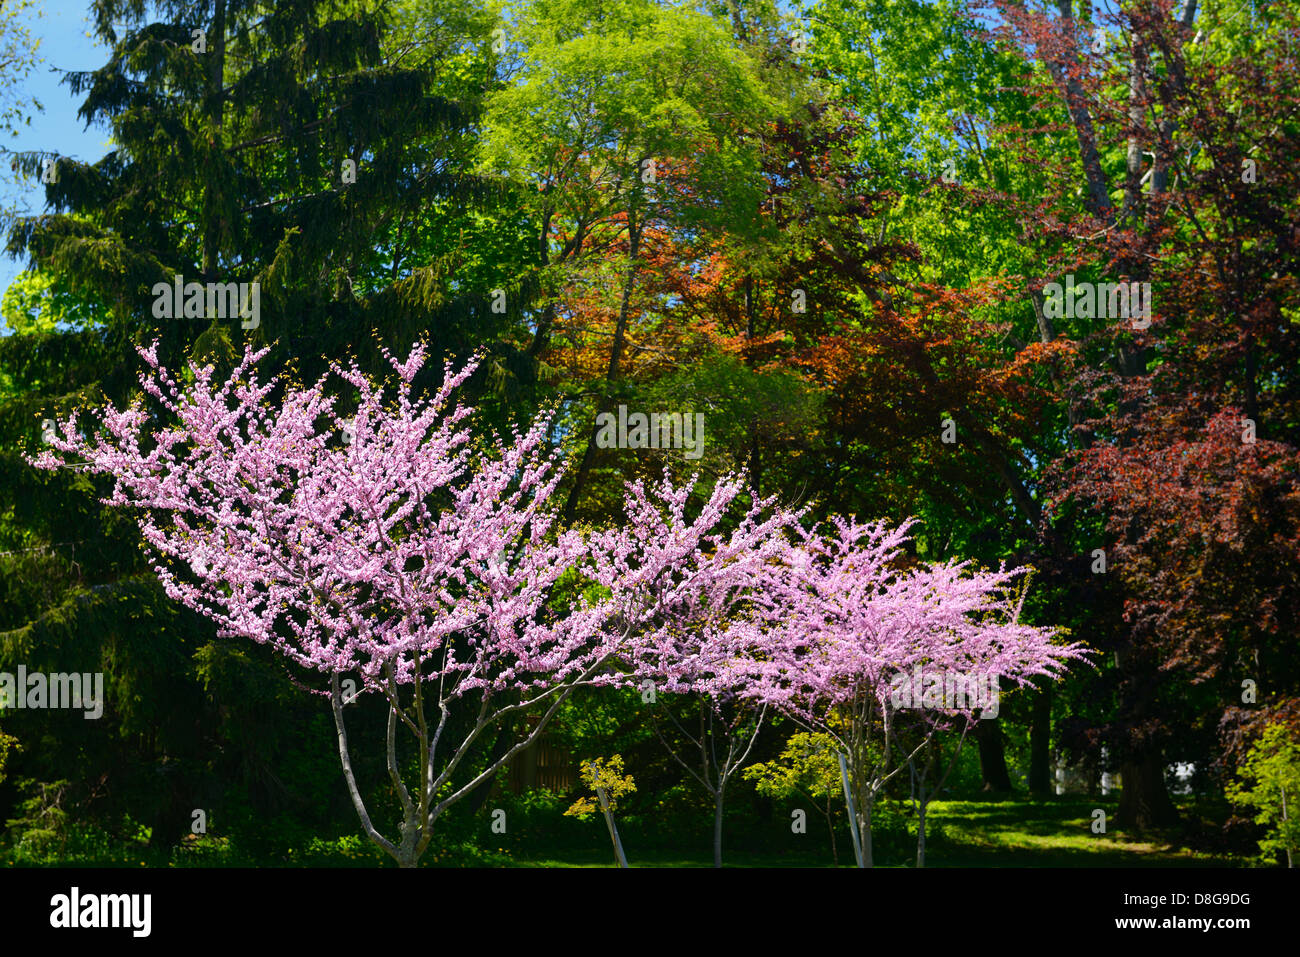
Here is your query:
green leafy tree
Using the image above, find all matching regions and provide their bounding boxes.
[0,0,43,141]
[478,0,791,520]
[565,754,637,867]
[745,730,846,865]
[1227,724,1300,868]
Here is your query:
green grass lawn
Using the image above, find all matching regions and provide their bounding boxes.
[913,798,1244,867]
[4,796,1254,867]
[509,797,1250,868]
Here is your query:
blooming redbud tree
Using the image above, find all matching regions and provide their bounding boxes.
[30,340,778,867]
[588,472,799,867]
[722,516,1090,867]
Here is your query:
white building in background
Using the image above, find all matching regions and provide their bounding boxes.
[1051,748,1117,796]
[1168,762,1195,796]
[1053,753,1093,795]
[1051,750,1195,797]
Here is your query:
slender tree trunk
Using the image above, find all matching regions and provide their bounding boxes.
[713,787,725,868]
[596,784,629,868]
[1029,687,1053,795]
[1149,1,1199,198]
[826,798,839,867]
[726,0,749,42]
[1049,0,1113,219]
[330,675,401,865]
[839,752,866,867]
[860,798,874,868]
[1123,31,1147,218]
[916,801,926,868]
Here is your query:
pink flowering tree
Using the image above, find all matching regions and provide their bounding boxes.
[723,516,1090,867]
[29,341,779,867]
[588,473,798,867]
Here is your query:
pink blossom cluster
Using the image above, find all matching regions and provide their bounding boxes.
[31,341,1085,714]
[719,515,1089,725]
[32,341,611,699]
[30,340,1090,867]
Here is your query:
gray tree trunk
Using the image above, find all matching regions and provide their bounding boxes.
[713,789,725,868]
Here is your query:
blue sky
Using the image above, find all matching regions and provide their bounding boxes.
[1,0,113,295]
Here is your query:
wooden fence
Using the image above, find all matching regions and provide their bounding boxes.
[506,724,576,794]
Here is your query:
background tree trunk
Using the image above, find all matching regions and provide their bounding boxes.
[1116,752,1180,829]
[1028,688,1053,795]
[976,718,1014,792]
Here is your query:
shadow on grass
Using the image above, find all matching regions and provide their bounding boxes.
[7,796,1252,867]
[509,796,1249,867]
